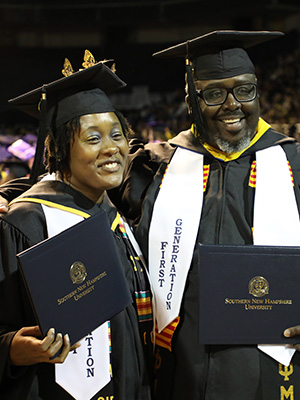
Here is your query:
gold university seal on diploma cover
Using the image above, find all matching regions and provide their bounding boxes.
[70,261,87,284]
[248,276,269,297]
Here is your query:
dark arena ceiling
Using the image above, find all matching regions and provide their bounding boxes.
[0,0,300,28]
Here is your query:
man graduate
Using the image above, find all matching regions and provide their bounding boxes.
[112,30,300,400]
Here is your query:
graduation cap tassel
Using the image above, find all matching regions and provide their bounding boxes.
[30,86,47,183]
[185,59,205,141]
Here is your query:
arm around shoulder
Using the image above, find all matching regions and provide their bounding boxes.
[0,176,35,206]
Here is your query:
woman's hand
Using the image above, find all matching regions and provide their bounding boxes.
[9,325,75,365]
[284,326,300,351]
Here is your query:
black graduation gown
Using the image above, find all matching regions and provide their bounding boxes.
[111,125,300,400]
[0,180,152,400]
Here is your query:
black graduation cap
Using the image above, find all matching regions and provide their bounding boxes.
[153,30,284,144]
[153,30,284,80]
[9,60,126,126]
[8,56,127,182]
[1,157,30,177]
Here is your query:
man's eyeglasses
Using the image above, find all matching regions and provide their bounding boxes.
[196,83,257,106]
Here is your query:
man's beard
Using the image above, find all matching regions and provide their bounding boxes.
[214,133,252,154]
[202,126,253,154]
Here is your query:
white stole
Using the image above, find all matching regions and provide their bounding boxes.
[254,146,300,366]
[148,145,300,366]
[41,200,111,400]
[253,146,300,245]
[148,147,203,332]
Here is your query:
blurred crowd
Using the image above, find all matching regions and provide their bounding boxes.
[258,47,300,140]
[124,87,190,143]
[0,127,36,183]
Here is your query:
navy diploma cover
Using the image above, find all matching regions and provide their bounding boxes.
[17,211,132,346]
[198,244,300,344]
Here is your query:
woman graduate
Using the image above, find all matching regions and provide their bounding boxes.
[0,54,152,400]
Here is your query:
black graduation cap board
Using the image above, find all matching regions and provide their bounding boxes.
[8,61,126,122]
[153,30,284,59]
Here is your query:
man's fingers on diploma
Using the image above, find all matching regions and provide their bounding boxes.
[284,325,300,338]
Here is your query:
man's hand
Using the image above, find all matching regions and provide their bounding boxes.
[284,326,300,351]
[0,195,8,212]
[9,326,79,365]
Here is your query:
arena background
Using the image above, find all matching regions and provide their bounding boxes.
[0,0,299,141]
